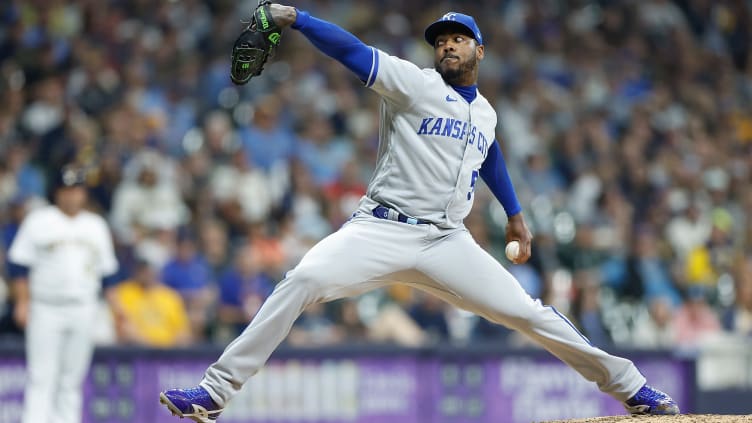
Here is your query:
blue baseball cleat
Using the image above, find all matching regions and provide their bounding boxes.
[159,386,223,423]
[623,384,680,415]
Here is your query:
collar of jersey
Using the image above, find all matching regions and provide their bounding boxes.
[450,84,478,103]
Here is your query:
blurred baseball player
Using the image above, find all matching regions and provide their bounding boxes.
[9,165,118,423]
[161,4,679,421]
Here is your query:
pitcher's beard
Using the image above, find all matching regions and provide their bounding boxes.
[437,57,477,86]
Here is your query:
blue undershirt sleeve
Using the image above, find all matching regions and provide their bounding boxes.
[6,262,28,279]
[480,140,522,217]
[292,10,374,83]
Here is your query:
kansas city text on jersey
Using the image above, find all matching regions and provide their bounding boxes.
[416,117,490,157]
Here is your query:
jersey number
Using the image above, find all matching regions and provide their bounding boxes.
[467,170,479,200]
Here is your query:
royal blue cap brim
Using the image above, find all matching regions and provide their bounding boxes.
[424,16,483,46]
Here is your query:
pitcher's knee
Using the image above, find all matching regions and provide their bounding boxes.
[282,264,331,301]
[482,303,540,331]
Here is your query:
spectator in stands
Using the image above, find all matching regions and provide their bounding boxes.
[721,258,752,338]
[322,160,367,227]
[408,292,450,343]
[665,195,711,262]
[239,96,296,172]
[672,286,722,348]
[738,187,752,253]
[288,302,343,347]
[684,210,735,291]
[202,111,237,163]
[216,244,275,340]
[286,161,332,243]
[631,296,676,350]
[631,227,682,307]
[198,219,231,276]
[161,228,215,342]
[571,271,612,347]
[0,195,32,337]
[246,222,288,280]
[87,151,123,214]
[108,259,191,348]
[210,148,273,226]
[109,150,189,245]
[4,143,45,200]
[601,226,681,306]
[0,162,18,207]
[522,149,567,201]
[296,115,354,187]
[353,291,427,347]
[335,299,370,343]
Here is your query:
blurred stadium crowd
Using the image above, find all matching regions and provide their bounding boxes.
[0,0,751,352]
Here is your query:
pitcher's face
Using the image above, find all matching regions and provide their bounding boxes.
[434,32,483,85]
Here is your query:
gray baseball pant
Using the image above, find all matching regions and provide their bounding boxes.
[201,214,645,406]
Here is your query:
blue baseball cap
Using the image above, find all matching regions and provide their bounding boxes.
[425,12,483,46]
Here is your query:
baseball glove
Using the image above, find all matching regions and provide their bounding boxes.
[230,1,283,85]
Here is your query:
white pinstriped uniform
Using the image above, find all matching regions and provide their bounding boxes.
[9,205,118,423]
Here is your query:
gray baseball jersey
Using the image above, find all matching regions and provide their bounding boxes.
[364,50,495,228]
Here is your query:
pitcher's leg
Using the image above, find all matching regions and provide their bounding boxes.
[200,218,422,406]
[417,230,645,401]
[201,272,386,405]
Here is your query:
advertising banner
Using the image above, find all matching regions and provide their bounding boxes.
[0,349,692,423]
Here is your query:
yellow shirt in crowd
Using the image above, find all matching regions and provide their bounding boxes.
[110,280,190,348]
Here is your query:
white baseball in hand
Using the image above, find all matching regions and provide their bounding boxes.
[505,240,520,261]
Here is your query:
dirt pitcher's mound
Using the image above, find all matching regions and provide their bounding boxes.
[541,415,752,423]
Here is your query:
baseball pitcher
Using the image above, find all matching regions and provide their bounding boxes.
[160,3,679,421]
[9,166,118,423]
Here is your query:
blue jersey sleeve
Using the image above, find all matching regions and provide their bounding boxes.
[292,10,374,83]
[480,140,522,217]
